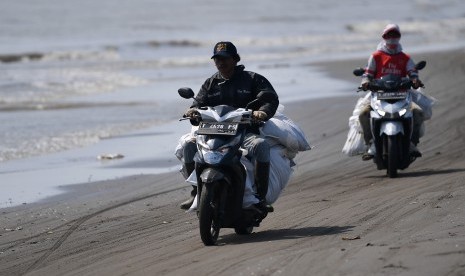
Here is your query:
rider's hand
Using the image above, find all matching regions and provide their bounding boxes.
[252,111,268,121]
[361,82,370,91]
[184,108,199,118]
[412,78,423,89]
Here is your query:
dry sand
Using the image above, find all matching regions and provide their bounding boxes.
[1,49,465,276]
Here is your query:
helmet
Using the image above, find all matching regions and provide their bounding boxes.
[382,24,401,39]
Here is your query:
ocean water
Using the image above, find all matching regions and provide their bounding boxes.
[0,0,464,206]
[1,0,464,162]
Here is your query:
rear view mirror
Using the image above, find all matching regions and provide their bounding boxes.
[353,67,365,77]
[178,87,195,99]
[415,61,426,71]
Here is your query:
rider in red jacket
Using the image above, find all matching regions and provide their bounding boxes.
[359,24,424,160]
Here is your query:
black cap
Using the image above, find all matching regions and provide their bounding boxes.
[211,41,237,59]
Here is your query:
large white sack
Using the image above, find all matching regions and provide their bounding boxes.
[342,116,366,156]
[342,95,369,156]
[186,145,293,210]
[261,112,311,153]
[174,126,198,161]
[266,145,293,204]
[412,89,436,121]
[174,133,192,161]
[203,146,293,206]
[240,145,294,205]
[353,93,370,117]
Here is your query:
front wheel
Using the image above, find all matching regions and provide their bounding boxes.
[198,185,220,245]
[387,135,399,178]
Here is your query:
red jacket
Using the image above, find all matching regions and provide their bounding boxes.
[362,42,418,83]
[369,50,411,79]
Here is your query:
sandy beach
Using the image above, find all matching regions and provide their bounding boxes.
[1,48,465,275]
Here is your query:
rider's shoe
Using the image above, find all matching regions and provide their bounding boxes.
[362,143,376,161]
[243,199,273,226]
[180,196,195,210]
[409,142,422,158]
[244,203,264,214]
[244,200,268,216]
[180,186,197,210]
[254,199,274,213]
[254,200,267,213]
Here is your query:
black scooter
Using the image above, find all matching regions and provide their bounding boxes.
[178,88,273,245]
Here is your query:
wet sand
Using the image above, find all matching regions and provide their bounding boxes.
[1,48,465,275]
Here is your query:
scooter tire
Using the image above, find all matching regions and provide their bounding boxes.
[199,184,220,246]
[387,135,399,178]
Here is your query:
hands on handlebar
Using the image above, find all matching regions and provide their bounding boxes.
[180,108,267,128]
[358,78,425,92]
[361,82,370,91]
[411,78,424,89]
[183,108,200,118]
[252,110,267,121]
[360,81,377,92]
[183,108,267,120]
[250,110,267,126]
[180,108,201,125]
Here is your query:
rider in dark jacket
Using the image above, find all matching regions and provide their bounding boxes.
[180,41,279,211]
[192,65,278,119]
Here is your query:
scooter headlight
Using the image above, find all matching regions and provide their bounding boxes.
[373,100,386,116]
[377,109,386,116]
[195,134,239,164]
[398,108,407,116]
[201,147,229,164]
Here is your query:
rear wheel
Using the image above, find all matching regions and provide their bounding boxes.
[198,185,219,245]
[387,135,399,178]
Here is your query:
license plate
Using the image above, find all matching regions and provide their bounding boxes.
[377,92,407,100]
[197,122,238,135]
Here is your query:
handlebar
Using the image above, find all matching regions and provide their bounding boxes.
[357,78,424,93]
[179,114,264,127]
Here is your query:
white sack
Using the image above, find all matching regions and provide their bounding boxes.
[261,112,311,153]
[412,89,436,121]
[186,145,293,210]
[342,95,369,156]
[342,116,366,156]
[234,145,293,206]
[267,146,293,204]
[174,126,198,162]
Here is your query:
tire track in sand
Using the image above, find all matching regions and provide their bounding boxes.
[23,184,183,274]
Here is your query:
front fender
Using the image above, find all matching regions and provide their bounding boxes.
[200,167,225,184]
[380,121,404,136]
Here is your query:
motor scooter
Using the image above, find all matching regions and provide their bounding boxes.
[353,61,426,177]
[178,87,274,245]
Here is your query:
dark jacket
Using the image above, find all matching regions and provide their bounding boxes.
[191,65,279,120]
